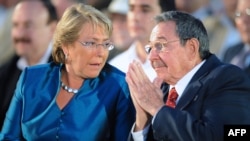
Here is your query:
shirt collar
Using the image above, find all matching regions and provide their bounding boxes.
[170,59,206,102]
[17,41,53,70]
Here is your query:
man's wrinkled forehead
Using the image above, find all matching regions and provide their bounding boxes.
[150,21,177,41]
[150,26,167,42]
[150,26,159,41]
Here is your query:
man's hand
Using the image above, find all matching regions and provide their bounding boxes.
[126,60,165,129]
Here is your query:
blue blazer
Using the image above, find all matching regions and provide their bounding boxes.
[130,54,250,141]
[0,63,135,141]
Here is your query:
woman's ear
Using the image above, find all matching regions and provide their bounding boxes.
[61,44,69,55]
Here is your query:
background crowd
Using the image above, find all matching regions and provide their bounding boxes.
[1,0,249,70]
[0,0,250,140]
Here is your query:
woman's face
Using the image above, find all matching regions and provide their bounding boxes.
[63,23,110,79]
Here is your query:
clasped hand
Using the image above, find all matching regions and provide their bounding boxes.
[125,60,165,130]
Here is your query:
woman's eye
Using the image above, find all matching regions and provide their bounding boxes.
[84,42,95,46]
[104,42,110,47]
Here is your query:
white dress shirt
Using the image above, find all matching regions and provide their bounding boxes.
[109,42,157,81]
[17,41,53,70]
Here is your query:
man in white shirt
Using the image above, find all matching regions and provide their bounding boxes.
[106,0,134,61]
[109,0,176,81]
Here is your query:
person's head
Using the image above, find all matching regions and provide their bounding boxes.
[85,0,111,11]
[235,0,250,44]
[0,0,19,7]
[221,0,238,22]
[52,3,113,78]
[51,0,84,19]
[12,0,58,64]
[108,0,133,49]
[127,0,175,43]
[175,0,209,13]
[147,11,210,85]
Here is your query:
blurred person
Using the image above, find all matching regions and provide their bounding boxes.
[0,0,20,66]
[0,0,19,27]
[0,0,21,28]
[175,0,212,19]
[109,0,176,81]
[175,0,235,58]
[86,0,111,11]
[215,0,241,59]
[0,0,58,128]
[126,11,250,141]
[209,0,223,15]
[51,0,86,19]
[107,0,134,61]
[0,3,135,140]
[223,0,250,74]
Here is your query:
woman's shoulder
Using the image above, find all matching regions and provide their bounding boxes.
[25,62,61,72]
[102,63,126,77]
[22,62,61,80]
[99,63,128,86]
[17,62,61,87]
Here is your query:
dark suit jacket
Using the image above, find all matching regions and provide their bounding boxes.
[222,42,250,78]
[0,54,53,128]
[129,54,250,141]
[222,42,244,64]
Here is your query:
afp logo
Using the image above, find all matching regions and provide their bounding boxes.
[224,125,250,141]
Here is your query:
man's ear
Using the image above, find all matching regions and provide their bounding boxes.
[186,38,200,60]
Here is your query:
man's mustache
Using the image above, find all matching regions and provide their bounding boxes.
[14,38,31,44]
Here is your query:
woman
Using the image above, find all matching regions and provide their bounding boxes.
[0,3,135,141]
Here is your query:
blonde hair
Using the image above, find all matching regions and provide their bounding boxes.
[52,3,112,63]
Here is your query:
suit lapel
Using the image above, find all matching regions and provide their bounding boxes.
[176,80,202,109]
[175,54,222,109]
[161,82,169,102]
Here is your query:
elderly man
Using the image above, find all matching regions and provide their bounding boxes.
[126,11,250,141]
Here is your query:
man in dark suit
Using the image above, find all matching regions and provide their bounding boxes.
[126,11,250,141]
[0,0,58,128]
[222,0,250,77]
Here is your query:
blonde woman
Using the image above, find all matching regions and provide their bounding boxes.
[1,3,135,141]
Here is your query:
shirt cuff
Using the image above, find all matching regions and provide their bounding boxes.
[131,123,150,141]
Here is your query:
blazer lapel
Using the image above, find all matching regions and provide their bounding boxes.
[161,82,170,103]
[175,54,222,109]
[176,80,202,109]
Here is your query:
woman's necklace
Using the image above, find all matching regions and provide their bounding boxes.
[61,81,79,94]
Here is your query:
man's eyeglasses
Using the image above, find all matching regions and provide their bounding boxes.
[145,40,180,54]
[79,41,114,51]
[235,8,250,18]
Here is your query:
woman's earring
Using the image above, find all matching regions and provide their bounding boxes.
[65,54,68,60]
